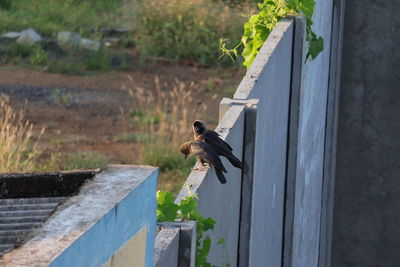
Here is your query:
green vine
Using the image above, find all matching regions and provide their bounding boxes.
[220,0,323,68]
[157,191,230,267]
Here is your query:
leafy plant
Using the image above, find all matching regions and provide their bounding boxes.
[0,0,11,9]
[29,45,48,66]
[9,43,32,58]
[221,0,323,68]
[157,191,230,267]
[85,51,111,71]
[285,0,323,60]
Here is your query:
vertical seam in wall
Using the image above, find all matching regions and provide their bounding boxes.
[237,104,248,267]
[281,17,297,267]
[318,0,344,265]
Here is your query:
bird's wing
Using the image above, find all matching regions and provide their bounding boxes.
[191,142,227,173]
[204,130,233,152]
[214,168,227,184]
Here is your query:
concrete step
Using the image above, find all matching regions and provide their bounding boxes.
[0,244,14,255]
[0,209,54,217]
[0,197,67,205]
[0,216,47,224]
[0,229,27,236]
[0,196,69,256]
[0,235,18,244]
[0,222,42,231]
[0,203,58,211]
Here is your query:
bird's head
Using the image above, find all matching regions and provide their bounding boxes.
[179,142,191,160]
[193,120,206,135]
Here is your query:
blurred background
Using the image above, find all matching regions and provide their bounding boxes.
[0,0,256,193]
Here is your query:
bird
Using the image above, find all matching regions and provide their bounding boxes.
[179,140,227,184]
[192,120,243,169]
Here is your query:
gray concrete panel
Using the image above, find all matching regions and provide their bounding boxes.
[154,227,180,267]
[319,0,345,266]
[332,1,400,266]
[290,1,334,266]
[282,16,306,267]
[235,19,294,267]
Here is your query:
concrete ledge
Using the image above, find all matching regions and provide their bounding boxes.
[154,227,180,267]
[156,221,196,267]
[0,165,158,267]
[234,19,294,100]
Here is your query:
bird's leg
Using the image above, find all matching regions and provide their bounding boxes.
[197,159,209,171]
[191,158,209,171]
[191,158,203,171]
[201,159,209,168]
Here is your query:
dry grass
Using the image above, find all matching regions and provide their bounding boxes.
[123,76,209,192]
[0,95,44,173]
[133,0,252,65]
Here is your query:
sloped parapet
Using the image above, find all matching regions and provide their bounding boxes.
[0,165,158,267]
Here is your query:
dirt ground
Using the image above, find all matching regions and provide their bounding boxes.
[0,64,244,168]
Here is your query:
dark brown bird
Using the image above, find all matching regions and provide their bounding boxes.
[179,140,227,184]
[192,120,243,169]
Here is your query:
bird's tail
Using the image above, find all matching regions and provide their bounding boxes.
[226,154,243,169]
[215,168,227,184]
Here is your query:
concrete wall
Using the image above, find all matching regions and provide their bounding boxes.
[234,19,293,267]
[290,1,335,266]
[0,166,158,267]
[102,226,148,267]
[332,1,400,266]
[177,104,245,267]
[154,3,344,265]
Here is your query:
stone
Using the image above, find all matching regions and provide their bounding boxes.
[57,31,81,47]
[80,38,101,51]
[1,32,21,39]
[16,29,42,46]
[103,37,120,47]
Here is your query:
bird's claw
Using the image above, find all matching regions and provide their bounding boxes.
[191,166,208,171]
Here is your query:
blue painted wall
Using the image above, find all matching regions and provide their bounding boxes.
[49,170,158,267]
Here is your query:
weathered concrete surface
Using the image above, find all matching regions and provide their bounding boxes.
[235,19,293,267]
[290,0,334,266]
[282,16,306,267]
[154,227,180,267]
[0,165,158,267]
[319,1,345,266]
[177,105,245,267]
[102,226,147,267]
[218,98,259,267]
[332,1,400,266]
[0,197,67,256]
[159,221,196,267]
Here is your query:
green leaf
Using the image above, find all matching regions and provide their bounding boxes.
[203,217,216,232]
[217,238,225,244]
[201,236,212,254]
[220,0,324,68]
[306,33,324,61]
[157,191,179,222]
